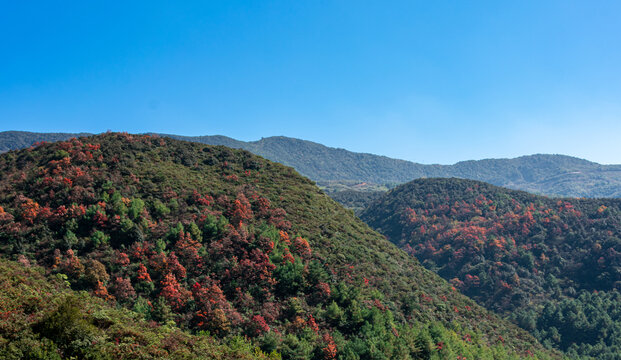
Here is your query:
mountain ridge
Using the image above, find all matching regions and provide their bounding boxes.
[2,130,620,198]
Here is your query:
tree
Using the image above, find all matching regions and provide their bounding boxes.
[111,277,137,301]
[83,259,109,287]
[160,273,190,310]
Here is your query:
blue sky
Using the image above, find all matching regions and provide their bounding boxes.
[1,1,620,164]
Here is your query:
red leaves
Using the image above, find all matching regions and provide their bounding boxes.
[18,196,40,224]
[0,139,335,345]
[160,273,190,310]
[307,314,319,334]
[321,332,337,359]
[85,143,101,151]
[316,282,331,299]
[260,302,280,323]
[450,277,465,290]
[68,204,86,218]
[175,232,202,270]
[404,207,417,224]
[148,252,169,274]
[293,237,312,259]
[256,197,271,217]
[373,299,386,311]
[48,157,71,172]
[192,190,213,206]
[31,140,49,148]
[0,207,17,236]
[55,205,68,218]
[94,280,114,301]
[61,249,84,277]
[240,248,276,284]
[230,193,253,227]
[195,309,231,335]
[192,281,226,309]
[129,242,148,260]
[91,207,108,227]
[137,263,152,282]
[419,292,433,303]
[114,251,131,267]
[269,208,291,230]
[282,252,295,265]
[111,277,136,301]
[248,315,270,336]
[279,230,291,245]
[167,252,187,279]
[464,274,480,287]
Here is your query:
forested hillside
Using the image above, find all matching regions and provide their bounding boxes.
[0,134,557,359]
[0,258,276,359]
[2,131,621,199]
[361,178,621,359]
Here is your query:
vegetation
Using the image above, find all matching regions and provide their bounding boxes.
[0,131,91,153]
[361,178,621,359]
[0,258,277,359]
[321,182,387,214]
[0,134,557,359]
[3,131,621,199]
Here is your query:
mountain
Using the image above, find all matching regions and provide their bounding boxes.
[3,130,621,200]
[360,178,621,359]
[448,155,621,198]
[0,133,557,359]
[155,135,621,199]
[0,131,92,153]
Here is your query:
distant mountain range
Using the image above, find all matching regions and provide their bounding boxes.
[2,130,621,198]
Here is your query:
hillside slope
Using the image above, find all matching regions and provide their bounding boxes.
[361,178,621,359]
[2,131,621,199]
[0,258,276,359]
[0,134,556,359]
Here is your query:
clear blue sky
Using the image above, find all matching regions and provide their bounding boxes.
[1,1,620,164]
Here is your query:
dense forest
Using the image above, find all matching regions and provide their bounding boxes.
[3,131,621,199]
[361,178,621,359]
[0,134,558,359]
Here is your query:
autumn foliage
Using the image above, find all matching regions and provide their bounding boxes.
[0,135,558,359]
[361,177,621,357]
